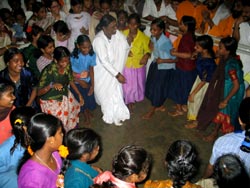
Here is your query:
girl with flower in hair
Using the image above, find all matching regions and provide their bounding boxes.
[63,128,102,188]
[18,113,65,188]
[0,106,36,188]
[93,145,151,188]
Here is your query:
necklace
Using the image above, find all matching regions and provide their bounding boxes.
[34,153,57,175]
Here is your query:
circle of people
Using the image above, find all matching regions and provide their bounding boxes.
[1,0,250,187]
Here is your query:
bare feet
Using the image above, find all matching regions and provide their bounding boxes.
[185,121,198,129]
[168,110,183,117]
[181,105,187,112]
[155,105,166,112]
[128,103,135,114]
[142,110,155,119]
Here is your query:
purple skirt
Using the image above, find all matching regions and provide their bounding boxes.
[122,66,146,104]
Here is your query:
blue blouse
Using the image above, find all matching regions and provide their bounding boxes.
[151,33,175,70]
[70,53,96,83]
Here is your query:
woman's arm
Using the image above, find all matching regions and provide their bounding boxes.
[88,66,94,96]
[26,87,37,106]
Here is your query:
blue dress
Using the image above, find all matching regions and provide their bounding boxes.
[70,52,96,111]
[0,136,25,188]
[64,160,99,188]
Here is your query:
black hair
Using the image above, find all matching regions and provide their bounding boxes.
[100,0,112,6]
[44,0,60,8]
[112,145,151,180]
[0,8,12,25]
[165,140,199,188]
[220,37,242,67]
[37,35,54,50]
[151,18,165,33]
[32,2,45,13]
[196,35,215,59]
[69,0,82,13]
[13,8,26,20]
[0,78,15,98]
[54,46,70,61]
[53,20,70,35]
[25,24,44,42]
[239,97,250,153]
[117,9,128,20]
[9,106,36,154]
[17,113,63,173]
[242,0,250,7]
[3,47,23,65]
[213,154,250,188]
[127,13,141,25]
[95,14,116,34]
[181,16,196,42]
[8,0,21,9]
[72,35,94,58]
[66,128,101,159]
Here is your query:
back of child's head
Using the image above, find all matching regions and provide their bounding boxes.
[37,35,54,50]
[165,140,199,188]
[213,154,250,188]
[112,145,151,181]
[54,46,70,61]
[72,34,94,58]
[151,17,165,32]
[9,106,36,154]
[239,97,250,153]
[28,113,63,152]
[53,20,70,35]
[0,78,15,98]
[3,47,23,65]
[25,24,44,42]
[196,35,215,58]
[65,127,101,160]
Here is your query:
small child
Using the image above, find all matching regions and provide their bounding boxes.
[36,35,55,74]
[185,35,216,129]
[143,18,176,119]
[18,113,64,188]
[0,78,15,144]
[0,106,36,188]
[12,8,27,44]
[93,145,151,188]
[63,128,102,188]
[70,35,96,126]
[52,20,70,48]
[144,140,201,188]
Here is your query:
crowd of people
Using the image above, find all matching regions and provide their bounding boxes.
[1,0,250,187]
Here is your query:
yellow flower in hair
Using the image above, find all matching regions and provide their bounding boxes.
[27,145,34,156]
[14,118,23,125]
[58,145,69,158]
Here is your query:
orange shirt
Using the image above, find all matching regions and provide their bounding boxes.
[176,1,207,30]
[0,106,14,144]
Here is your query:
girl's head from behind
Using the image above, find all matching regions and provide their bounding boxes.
[25,25,44,43]
[213,154,250,188]
[239,97,250,153]
[53,20,70,42]
[195,35,215,58]
[150,18,165,39]
[37,35,55,56]
[217,37,238,59]
[165,140,199,188]
[179,16,196,34]
[73,34,94,58]
[0,78,15,109]
[28,113,64,152]
[66,128,101,161]
[9,106,36,153]
[127,13,141,32]
[112,145,151,183]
